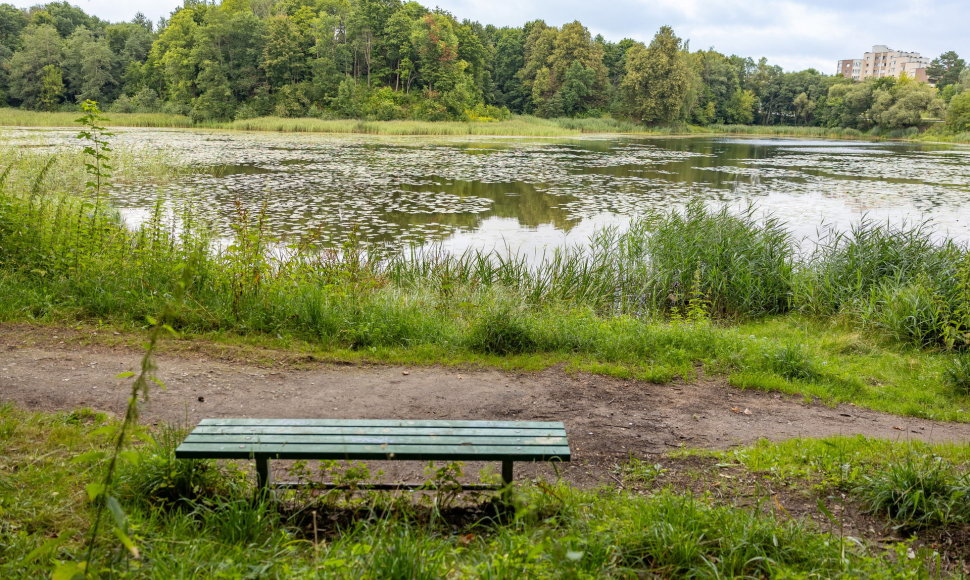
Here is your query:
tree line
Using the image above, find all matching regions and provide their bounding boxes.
[0,0,968,132]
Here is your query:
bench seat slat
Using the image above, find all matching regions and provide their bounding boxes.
[189,426,565,437]
[184,434,567,446]
[175,442,571,461]
[198,418,563,429]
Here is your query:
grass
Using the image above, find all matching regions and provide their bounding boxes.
[218,114,654,136]
[0,404,954,578]
[680,435,970,534]
[0,107,193,128]
[5,106,968,143]
[1,143,969,421]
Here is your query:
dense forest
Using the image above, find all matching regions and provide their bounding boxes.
[0,0,968,132]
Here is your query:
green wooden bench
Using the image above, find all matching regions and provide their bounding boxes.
[175,419,571,490]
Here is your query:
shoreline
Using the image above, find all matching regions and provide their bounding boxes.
[2,108,966,143]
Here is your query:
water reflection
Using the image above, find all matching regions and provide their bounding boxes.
[4,128,970,254]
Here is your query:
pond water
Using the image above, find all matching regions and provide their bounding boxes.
[5,128,970,256]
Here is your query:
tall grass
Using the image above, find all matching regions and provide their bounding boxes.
[0,107,192,128]
[796,220,970,349]
[219,114,654,136]
[709,124,869,139]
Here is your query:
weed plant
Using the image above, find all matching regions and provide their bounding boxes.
[944,352,970,396]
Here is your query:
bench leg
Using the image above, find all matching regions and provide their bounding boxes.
[256,457,271,490]
[502,460,513,486]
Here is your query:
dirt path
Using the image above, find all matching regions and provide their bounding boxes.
[3,326,969,485]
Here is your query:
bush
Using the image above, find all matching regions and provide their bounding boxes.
[945,91,970,133]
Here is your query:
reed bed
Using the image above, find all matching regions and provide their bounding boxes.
[0,107,193,128]
[709,124,869,139]
[219,115,651,136]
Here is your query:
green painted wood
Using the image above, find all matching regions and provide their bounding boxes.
[175,442,571,461]
[184,434,568,446]
[190,426,565,437]
[198,418,564,429]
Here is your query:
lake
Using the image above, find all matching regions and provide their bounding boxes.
[6,128,970,256]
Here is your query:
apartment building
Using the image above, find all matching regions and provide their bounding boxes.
[838,45,930,82]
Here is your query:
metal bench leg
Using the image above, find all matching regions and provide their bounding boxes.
[502,460,514,486]
[256,457,271,490]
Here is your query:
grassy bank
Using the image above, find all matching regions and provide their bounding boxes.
[1,145,969,421]
[5,107,969,142]
[0,107,193,128]
[2,403,964,578]
[0,108,652,136]
[216,115,653,136]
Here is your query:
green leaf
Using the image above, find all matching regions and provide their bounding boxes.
[106,495,127,528]
[816,497,839,526]
[146,315,158,326]
[72,450,106,463]
[86,482,106,501]
[116,371,136,379]
[52,561,86,580]
[112,527,141,560]
[24,535,70,563]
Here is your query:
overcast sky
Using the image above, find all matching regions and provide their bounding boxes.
[10,0,969,73]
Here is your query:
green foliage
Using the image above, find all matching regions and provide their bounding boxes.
[926,50,965,90]
[616,458,667,484]
[644,201,795,317]
[620,27,692,125]
[945,90,970,132]
[763,343,822,381]
[797,220,970,349]
[943,352,970,396]
[116,426,236,508]
[467,302,537,355]
[856,454,969,529]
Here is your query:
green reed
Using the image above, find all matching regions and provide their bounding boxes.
[0,107,192,128]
